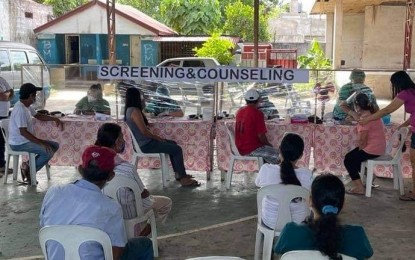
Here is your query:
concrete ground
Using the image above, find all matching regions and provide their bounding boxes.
[1,167,415,260]
[0,88,414,259]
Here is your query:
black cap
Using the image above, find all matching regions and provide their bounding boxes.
[19,83,42,99]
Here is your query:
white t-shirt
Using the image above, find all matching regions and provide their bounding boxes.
[255,163,313,232]
[0,78,11,117]
[8,101,36,145]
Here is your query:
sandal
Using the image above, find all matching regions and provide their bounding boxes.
[175,174,195,181]
[180,177,201,187]
[346,187,365,196]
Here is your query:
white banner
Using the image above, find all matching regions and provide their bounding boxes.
[98,66,309,83]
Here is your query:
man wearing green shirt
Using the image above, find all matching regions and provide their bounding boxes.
[145,86,183,117]
[74,83,111,115]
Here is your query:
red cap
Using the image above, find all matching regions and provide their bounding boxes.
[81,145,116,172]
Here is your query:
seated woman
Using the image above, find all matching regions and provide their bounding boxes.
[95,123,172,237]
[274,174,373,260]
[255,133,313,231]
[74,83,111,115]
[344,93,386,195]
[124,87,200,187]
[145,85,184,117]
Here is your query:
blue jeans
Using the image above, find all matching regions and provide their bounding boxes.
[10,141,59,171]
[121,237,154,260]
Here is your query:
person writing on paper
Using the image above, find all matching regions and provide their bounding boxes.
[124,88,200,187]
[145,86,184,117]
[274,174,373,260]
[255,133,313,231]
[74,83,111,115]
[333,69,379,122]
[344,93,386,195]
[360,71,415,201]
[95,123,172,237]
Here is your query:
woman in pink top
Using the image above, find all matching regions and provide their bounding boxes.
[360,71,415,201]
[344,93,386,195]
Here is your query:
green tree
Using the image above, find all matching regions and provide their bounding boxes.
[160,0,221,35]
[222,1,270,42]
[193,33,235,65]
[40,0,88,17]
[297,39,331,69]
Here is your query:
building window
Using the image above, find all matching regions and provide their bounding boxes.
[25,12,33,19]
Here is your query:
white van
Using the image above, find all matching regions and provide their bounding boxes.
[0,41,50,109]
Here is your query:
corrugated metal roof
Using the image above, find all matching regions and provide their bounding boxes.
[310,0,406,14]
[34,0,177,36]
[153,36,241,45]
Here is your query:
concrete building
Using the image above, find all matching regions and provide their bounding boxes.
[0,0,53,46]
[311,0,412,98]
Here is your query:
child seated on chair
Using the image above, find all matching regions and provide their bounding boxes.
[274,174,373,260]
[344,93,386,195]
[255,133,313,232]
[95,123,172,237]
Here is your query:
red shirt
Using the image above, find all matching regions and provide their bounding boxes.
[235,105,267,155]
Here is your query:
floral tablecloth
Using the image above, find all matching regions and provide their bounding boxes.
[215,120,314,172]
[313,124,412,178]
[33,117,213,172]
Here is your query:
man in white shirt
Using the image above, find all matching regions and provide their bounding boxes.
[8,83,63,184]
[0,77,13,177]
[40,145,153,259]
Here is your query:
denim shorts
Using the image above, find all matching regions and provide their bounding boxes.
[411,132,415,149]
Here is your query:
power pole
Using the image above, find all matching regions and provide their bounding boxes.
[254,0,259,67]
[107,0,116,65]
[404,0,414,70]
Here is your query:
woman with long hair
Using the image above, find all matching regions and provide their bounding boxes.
[274,174,373,260]
[95,123,172,236]
[344,93,386,195]
[124,88,200,187]
[360,71,415,201]
[255,133,313,230]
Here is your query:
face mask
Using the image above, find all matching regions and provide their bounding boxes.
[88,95,97,102]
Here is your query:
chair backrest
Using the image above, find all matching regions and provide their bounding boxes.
[126,125,145,154]
[257,184,310,232]
[103,174,145,217]
[385,127,409,161]
[39,225,113,260]
[224,122,241,156]
[0,119,12,151]
[280,250,357,260]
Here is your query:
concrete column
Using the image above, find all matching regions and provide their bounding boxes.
[332,0,343,69]
[326,13,334,59]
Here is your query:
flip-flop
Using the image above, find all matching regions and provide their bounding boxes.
[181,178,201,187]
[399,194,415,201]
[346,188,365,196]
[175,174,195,181]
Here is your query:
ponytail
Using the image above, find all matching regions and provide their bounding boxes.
[311,210,342,260]
[279,133,304,186]
[280,159,301,186]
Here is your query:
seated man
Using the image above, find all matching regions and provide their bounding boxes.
[257,90,279,120]
[74,83,111,115]
[235,89,280,164]
[40,145,153,260]
[333,69,379,121]
[145,86,184,117]
[9,83,62,184]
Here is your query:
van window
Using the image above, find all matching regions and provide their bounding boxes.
[183,60,205,67]
[10,50,28,70]
[161,61,180,67]
[0,50,12,72]
[27,51,43,65]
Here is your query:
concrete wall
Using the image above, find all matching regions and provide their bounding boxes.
[38,5,155,35]
[0,0,52,45]
[341,14,364,68]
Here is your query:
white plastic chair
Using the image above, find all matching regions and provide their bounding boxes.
[280,250,357,260]
[186,257,245,260]
[127,126,170,187]
[360,127,409,197]
[39,225,113,260]
[102,174,159,257]
[254,184,310,260]
[224,122,264,189]
[1,119,50,186]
